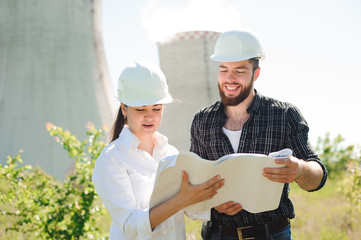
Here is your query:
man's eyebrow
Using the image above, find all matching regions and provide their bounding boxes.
[219,65,247,69]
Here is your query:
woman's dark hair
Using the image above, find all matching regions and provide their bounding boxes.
[109,105,127,142]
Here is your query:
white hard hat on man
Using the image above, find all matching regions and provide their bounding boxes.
[210,31,265,62]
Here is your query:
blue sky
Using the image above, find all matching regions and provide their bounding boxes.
[101,0,361,146]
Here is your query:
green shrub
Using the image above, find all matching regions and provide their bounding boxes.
[339,150,361,213]
[0,123,108,239]
[315,133,361,213]
[315,133,357,178]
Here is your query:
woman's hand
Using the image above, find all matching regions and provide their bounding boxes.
[174,171,225,208]
[149,171,224,230]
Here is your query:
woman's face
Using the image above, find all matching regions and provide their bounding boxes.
[121,103,163,139]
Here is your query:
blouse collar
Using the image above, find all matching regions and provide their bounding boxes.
[118,126,169,153]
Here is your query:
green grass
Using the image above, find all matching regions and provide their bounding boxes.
[185,179,361,240]
[289,179,361,240]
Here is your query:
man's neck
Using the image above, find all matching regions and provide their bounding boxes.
[223,90,255,131]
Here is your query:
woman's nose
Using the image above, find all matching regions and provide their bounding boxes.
[144,110,153,119]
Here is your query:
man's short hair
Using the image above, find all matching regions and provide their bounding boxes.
[249,58,259,72]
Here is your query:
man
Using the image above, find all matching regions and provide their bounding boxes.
[190,31,328,240]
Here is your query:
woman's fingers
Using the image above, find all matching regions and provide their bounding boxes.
[202,175,222,188]
[206,189,219,199]
[204,175,225,192]
[183,172,224,192]
[206,178,225,192]
[198,178,224,201]
[178,172,225,206]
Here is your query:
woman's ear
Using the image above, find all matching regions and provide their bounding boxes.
[120,103,127,117]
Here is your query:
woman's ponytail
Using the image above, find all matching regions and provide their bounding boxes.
[109,105,126,142]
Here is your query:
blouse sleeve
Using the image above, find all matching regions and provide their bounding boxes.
[185,210,210,221]
[92,152,155,239]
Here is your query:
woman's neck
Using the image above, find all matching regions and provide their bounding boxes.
[137,134,155,156]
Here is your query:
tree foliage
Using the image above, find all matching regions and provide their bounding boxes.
[315,133,361,212]
[315,133,356,178]
[0,123,108,239]
[339,148,361,213]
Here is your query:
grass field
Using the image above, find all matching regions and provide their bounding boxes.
[185,179,361,240]
[1,178,360,239]
[288,179,361,240]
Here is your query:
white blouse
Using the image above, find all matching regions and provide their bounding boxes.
[92,126,184,239]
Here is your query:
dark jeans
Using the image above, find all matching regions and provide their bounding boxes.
[207,226,293,240]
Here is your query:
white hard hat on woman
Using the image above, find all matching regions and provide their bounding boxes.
[117,62,173,107]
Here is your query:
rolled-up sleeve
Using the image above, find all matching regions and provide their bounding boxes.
[92,153,154,239]
[286,106,328,191]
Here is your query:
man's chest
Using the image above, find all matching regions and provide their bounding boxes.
[202,116,287,159]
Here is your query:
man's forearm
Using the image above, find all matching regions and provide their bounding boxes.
[296,160,324,191]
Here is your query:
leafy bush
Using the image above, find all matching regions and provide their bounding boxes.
[339,149,361,213]
[315,133,356,178]
[0,123,108,239]
[315,133,361,212]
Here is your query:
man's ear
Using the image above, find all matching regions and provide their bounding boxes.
[253,67,261,81]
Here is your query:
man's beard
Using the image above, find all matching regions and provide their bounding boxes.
[218,79,253,106]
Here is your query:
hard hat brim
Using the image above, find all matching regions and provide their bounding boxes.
[210,54,265,62]
[117,94,173,107]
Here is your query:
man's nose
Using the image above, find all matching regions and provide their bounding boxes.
[226,71,236,81]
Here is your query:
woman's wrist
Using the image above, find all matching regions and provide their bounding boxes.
[171,193,188,211]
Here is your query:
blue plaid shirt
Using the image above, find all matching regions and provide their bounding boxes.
[190,90,328,228]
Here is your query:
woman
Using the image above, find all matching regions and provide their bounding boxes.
[92,62,224,240]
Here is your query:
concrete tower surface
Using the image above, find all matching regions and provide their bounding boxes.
[0,0,116,179]
[158,31,220,151]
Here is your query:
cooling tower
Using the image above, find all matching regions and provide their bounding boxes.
[158,31,220,151]
[0,0,116,179]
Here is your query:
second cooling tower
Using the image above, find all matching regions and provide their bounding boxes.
[158,31,220,151]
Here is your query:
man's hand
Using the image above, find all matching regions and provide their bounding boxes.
[214,201,243,216]
[263,156,302,183]
[263,156,324,191]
